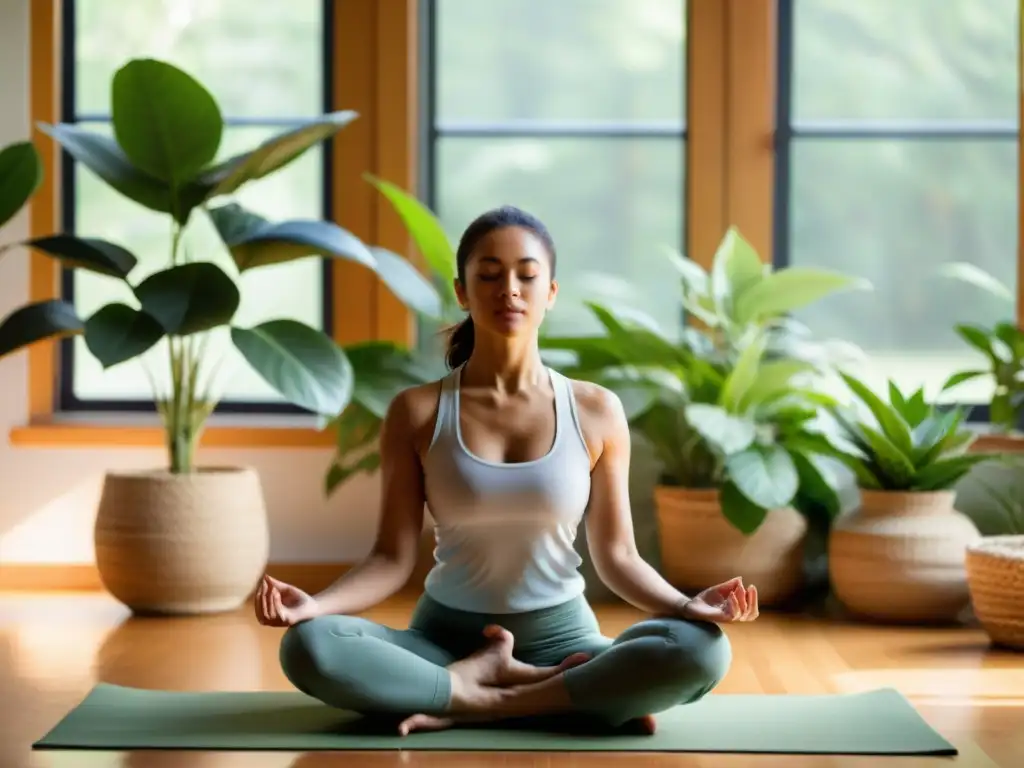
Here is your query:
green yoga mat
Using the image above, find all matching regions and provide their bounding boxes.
[33,683,957,755]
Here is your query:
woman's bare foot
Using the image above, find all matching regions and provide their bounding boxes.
[398,625,590,736]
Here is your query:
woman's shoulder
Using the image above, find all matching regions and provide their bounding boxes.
[563,376,627,421]
[384,374,450,454]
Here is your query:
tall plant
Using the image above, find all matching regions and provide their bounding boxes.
[540,229,871,533]
[2,58,446,473]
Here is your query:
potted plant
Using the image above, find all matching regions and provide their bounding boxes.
[3,58,445,615]
[538,229,870,606]
[937,262,1024,450]
[819,372,999,623]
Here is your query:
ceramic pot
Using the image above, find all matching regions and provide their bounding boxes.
[829,489,980,623]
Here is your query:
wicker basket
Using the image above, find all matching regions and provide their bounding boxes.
[94,466,269,615]
[966,535,1024,650]
[653,486,807,606]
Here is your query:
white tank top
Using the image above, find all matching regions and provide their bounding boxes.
[421,364,592,614]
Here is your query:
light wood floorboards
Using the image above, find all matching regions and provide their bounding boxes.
[2,590,1021,767]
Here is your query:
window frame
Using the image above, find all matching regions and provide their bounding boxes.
[772,0,1021,423]
[55,0,337,416]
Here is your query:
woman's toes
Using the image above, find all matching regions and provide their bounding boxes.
[398,713,454,736]
[559,652,591,670]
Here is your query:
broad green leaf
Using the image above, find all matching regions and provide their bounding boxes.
[366,175,458,291]
[84,303,164,367]
[344,340,445,417]
[725,444,799,509]
[134,262,240,336]
[207,203,375,272]
[24,235,137,278]
[684,403,757,455]
[719,332,766,411]
[739,360,815,410]
[369,246,444,319]
[940,369,987,394]
[913,454,993,492]
[584,302,689,367]
[538,334,624,369]
[789,448,842,518]
[0,140,42,229]
[938,261,1014,303]
[841,373,914,456]
[711,227,764,317]
[719,480,769,535]
[231,319,354,416]
[111,58,222,185]
[0,299,83,359]
[733,267,870,326]
[201,111,358,198]
[37,123,204,223]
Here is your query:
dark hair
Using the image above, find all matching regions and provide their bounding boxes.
[444,205,556,369]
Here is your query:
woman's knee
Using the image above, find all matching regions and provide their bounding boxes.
[278,615,366,693]
[660,618,732,695]
[624,617,731,700]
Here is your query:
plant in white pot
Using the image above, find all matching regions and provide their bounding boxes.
[538,229,870,606]
[818,373,1001,623]
[3,59,444,615]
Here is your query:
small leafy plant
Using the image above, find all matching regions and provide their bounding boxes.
[816,373,994,491]
[938,262,1024,435]
[1,58,447,474]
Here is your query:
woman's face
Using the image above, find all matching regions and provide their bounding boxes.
[455,226,558,338]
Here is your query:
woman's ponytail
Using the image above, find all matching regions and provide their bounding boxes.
[445,316,475,369]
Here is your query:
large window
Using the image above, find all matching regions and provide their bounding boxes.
[424,0,688,339]
[775,0,1019,403]
[61,0,332,412]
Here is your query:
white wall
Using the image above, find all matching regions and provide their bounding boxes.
[0,0,380,566]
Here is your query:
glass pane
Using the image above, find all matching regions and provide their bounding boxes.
[436,0,686,123]
[71,124,325,403]
[788,138,1018,400]
[793,0,1017,122]
[434,137,684,338]
[74,0,323,118]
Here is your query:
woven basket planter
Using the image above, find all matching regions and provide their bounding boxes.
[829,489,980,623]
[966,536,1024,650]
[654,486,807,606]
[94,466,270,615]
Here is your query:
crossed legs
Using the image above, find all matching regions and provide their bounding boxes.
[279,606,732,733]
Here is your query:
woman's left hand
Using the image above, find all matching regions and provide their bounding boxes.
[680,576,759,624]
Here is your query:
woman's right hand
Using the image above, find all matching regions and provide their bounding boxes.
[254,574,321,627]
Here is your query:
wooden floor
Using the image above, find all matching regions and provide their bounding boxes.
[2,590,1022,768]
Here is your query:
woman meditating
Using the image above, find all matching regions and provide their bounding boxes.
[254,206,759,736]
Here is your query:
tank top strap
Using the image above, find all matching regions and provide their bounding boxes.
[549,367,589,457]
[428,366,461,448]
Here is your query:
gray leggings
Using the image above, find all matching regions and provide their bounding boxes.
[279,592,732,728]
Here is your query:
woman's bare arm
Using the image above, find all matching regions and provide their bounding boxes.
[311,386,430,616]
[577,383,692,616]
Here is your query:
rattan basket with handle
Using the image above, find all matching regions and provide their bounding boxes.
[965,535,1024,650]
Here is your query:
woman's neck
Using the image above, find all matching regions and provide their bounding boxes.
[461,340,547,394]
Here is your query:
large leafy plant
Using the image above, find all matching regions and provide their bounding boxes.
[2,58,446,473]
[539,228,870,533]
[814,373,994,492]
[937,262,1024,435]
